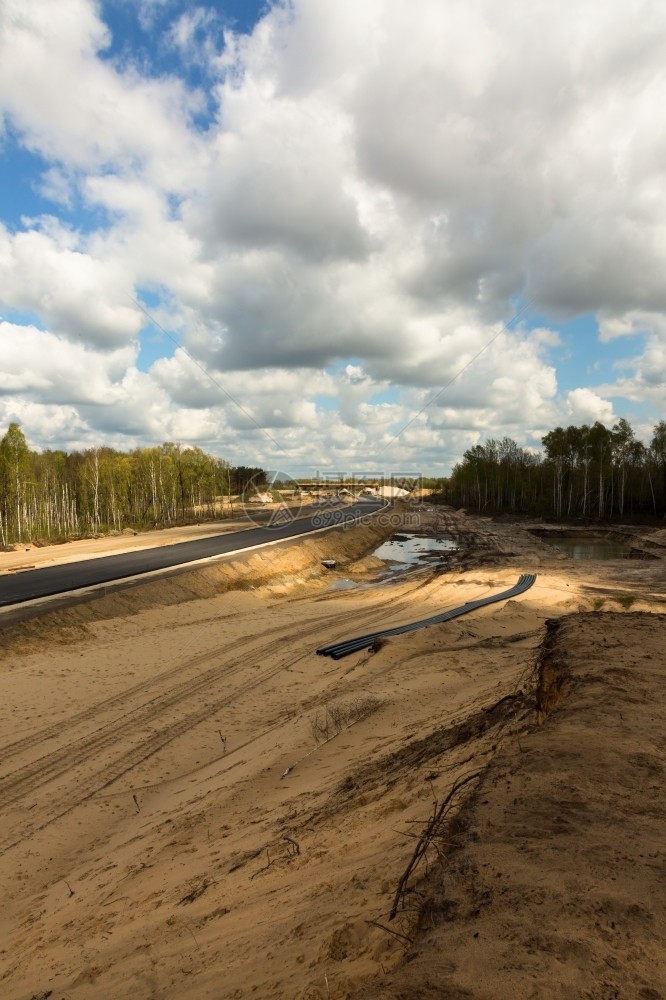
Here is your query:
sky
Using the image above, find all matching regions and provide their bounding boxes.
[1,0,666,477]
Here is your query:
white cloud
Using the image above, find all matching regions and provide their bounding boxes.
[1,321,136,402]
[0,223,141,347]
[566,387,616,426]
[597,311,666,343]
[36,167,74,208]
[0,0,204,188]
[2,0,666,471]
[168,6,220,67]
[136,0,174,32]
[184,88,367,262]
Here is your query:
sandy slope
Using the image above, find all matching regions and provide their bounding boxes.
[353,612,666,1000]
[0,508,665,1000]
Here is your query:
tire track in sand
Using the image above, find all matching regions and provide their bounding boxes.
[0,574,438,853]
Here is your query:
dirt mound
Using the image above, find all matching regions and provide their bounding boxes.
[351,612,666,999]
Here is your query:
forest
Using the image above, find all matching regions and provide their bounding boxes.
[0,422,265,546]
[3,416,666,546]
[446,418,666,521]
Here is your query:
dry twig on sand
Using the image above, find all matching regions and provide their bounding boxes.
[389,769,481,920]
[177,877,213,905]
[281,696,380,778]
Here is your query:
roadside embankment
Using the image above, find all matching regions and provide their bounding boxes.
[352,612,666,1000]
[0,515,395,654]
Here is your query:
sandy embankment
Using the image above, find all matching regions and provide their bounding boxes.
[0,509,665,999]
[354,611,666,999]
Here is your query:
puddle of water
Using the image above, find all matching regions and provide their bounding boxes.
[327,534,458,592]
[547,538,626,560]
[372,534,457,565]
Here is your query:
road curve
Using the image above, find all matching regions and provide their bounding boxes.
[0,499,388,608]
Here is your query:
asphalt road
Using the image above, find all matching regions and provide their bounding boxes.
[0,499,387,608]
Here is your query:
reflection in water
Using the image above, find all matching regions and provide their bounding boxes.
[372,535,458,564]
[326,534,458,591]
[547,538,626,560]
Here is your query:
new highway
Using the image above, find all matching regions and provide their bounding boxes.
[0,498,387,609]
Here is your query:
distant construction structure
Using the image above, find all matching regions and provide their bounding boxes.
[295,479,413,499]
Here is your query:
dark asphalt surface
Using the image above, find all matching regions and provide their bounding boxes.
[0,500,387,608]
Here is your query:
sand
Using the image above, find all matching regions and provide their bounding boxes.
[0,508,665,999]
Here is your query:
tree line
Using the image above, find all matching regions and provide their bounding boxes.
[445,419,666,521]
[0,422,265,546]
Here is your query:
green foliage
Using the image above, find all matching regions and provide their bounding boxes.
[0,423,261,545]
[612,593,636,609]
[448,419,666,521]
[0,423,31,542]
[421,476,448,492]
[450,437,543,514]
[230,466,266,494]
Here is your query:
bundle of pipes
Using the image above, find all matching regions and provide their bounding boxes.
[316,574,537,660]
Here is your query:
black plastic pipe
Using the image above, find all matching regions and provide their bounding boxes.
[317,573,536,659]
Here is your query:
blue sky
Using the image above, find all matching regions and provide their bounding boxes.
[98,0,265,104]
[1,0,665,474]
[520,312,643,393]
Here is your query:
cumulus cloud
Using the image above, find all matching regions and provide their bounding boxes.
[0,321,136,400]
[185,96,367,262]
[1,0,665,471]
[0,222,142,347]
[566,387,617,426]
[0,0,204,187]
